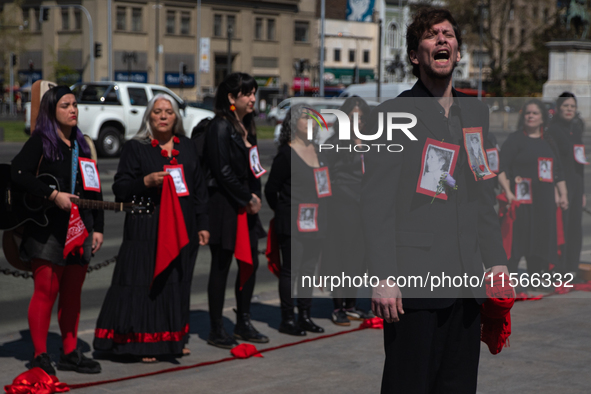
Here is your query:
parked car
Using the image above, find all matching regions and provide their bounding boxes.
[70,82,214,157]
[338,82,414,101]
[273,98,379,144]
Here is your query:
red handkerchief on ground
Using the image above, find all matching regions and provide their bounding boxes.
[4,367,70,393]
[265,218,281,278]
[360,317,384,329]
[235,207,253,290]
[154,176,189,283]
[63,203,88,259]
[231,343,263,358]
[480,272,514,355]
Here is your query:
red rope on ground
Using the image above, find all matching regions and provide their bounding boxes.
[68,325,370,390]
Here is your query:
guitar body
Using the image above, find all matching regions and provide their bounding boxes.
[0,163,59,230]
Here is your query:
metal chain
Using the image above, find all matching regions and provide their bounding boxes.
[0,255,118,279]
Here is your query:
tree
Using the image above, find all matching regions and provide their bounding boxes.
[0,1,30,88]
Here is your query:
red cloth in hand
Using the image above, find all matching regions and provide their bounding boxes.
[360,317,384,329]
[235,207,253,290]
[4,367,69,393]
[153,175,189,283]
[557,207,565,256]
[497,194,521,260]
[231,343,263,358]
[62,203,88,259]
[480,272,514,355]
[265,219,280,278]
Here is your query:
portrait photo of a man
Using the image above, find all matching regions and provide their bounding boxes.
[164,165,189,196]
[314,167,332,197]
[486,148,499,173]
[297,204,318,232]
[574,145,589,164]
[249,146,266,177]
[79,158,101,192]
[515,178,532,203]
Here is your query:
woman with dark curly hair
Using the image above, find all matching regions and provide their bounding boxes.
[204,72,268,348]
[265,104,327,336]
[498,99,567,283]
[547,92,586,275]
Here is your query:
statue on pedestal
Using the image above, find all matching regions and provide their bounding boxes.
[566,0,590,39]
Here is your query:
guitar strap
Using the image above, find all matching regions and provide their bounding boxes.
[71,140,79,194]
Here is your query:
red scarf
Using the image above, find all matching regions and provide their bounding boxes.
[265,218,281,278]
[556,207,565,256]
[496,193,521,259]
[4,367,69,393]
[153,176,189,283]
[235,207,253,290]
[480,272,514,355]
[63,203,88,259]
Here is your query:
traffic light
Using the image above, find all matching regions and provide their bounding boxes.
[95,42,102,58]
[42,8,49,21]
[11,53,17,67]
[182,64,187,75]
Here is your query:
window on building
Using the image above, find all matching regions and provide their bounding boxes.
[387,22,398,48]
[334,48,341,62]
[509,7,514,21]
[294,21,309,42]
[255,18,263,40]
[117,7,126,30]
[34,8,41,31]
[471,50,490,67]
[131,7,142,32]
[267,19,276,40]
[166,11,175,34]
[214,14,222,37]
[520,28,526,44]
[61,8,69,31]
[74,9,81,30]
[227,15,236,37]
[543,8,549,23]
[508,28,514,46]
[363,50,370,63]
[533,7,538,20]
[180,12,190,35]
[349,49,355,63]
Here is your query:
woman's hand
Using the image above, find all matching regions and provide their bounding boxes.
[198,230,210,246]
[506,191,516,205]
[246,193,261,215]
[144,171,170,188]
[53,191,78,212]
[559,194,569,210]
[92,232,104,254]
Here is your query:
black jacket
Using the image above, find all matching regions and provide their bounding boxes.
[361,80,507,309]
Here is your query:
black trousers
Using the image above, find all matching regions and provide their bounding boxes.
[278,234,322,315]
[207,243,259,323]
[561,191,583,273]
[381,298,481,394]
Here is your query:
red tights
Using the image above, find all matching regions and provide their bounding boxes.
[29,260,88,357]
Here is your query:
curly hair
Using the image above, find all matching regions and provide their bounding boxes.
[406,7,462,79]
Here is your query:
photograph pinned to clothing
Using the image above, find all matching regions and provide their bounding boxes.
[416,138,460,200]
[297,203,318,232]
[314,167,332,198]
[486,147,499,173]
[164,164,189,197]
[515,177,532,204]
[78,157,101,192]
[538,157,553,182]
[463,127,496,181]
[573,144,589,165]
[249,146,267,178]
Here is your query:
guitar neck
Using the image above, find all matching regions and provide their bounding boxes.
[72,198,124,212]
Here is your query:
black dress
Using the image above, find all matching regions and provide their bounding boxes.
[93,136,208,356]
[548,116,585,273]
[499,131,564,273]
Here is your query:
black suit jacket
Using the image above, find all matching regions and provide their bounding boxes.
[361,81,507,309]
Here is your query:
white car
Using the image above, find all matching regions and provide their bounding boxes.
[71,82,214,157]
[273,98,379,144]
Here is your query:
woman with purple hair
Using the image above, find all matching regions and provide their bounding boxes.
[11,86,103,375]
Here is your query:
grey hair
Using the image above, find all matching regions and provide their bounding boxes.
[134,93,185,140]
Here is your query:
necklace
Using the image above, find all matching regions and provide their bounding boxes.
[151,135,180,165]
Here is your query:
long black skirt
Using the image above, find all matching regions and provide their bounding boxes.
[93,210,198,356]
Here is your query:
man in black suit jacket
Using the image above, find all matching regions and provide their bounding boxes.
[361,8,510,393]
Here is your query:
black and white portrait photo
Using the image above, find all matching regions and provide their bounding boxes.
[164,165,189,197]
[297,204,318,232]
[314,167,332,198]
[574,145,589,164]
[79,158,101,192]
[419,145,454,192]
[515,178,532,203]
[538,158,553,182]
[486,148,499,173]
[249,146,266,178]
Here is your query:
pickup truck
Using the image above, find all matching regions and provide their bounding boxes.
[71,82,214,157]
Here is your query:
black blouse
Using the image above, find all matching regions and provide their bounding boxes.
[548,116,585,192]
[11,132,104,244]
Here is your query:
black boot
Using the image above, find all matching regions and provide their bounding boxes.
[208,318,238,349]
[298,309,324,333]
[233,310,270,343]
[279,311,306,336]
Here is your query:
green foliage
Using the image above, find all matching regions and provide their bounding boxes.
[0,121,27,142]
